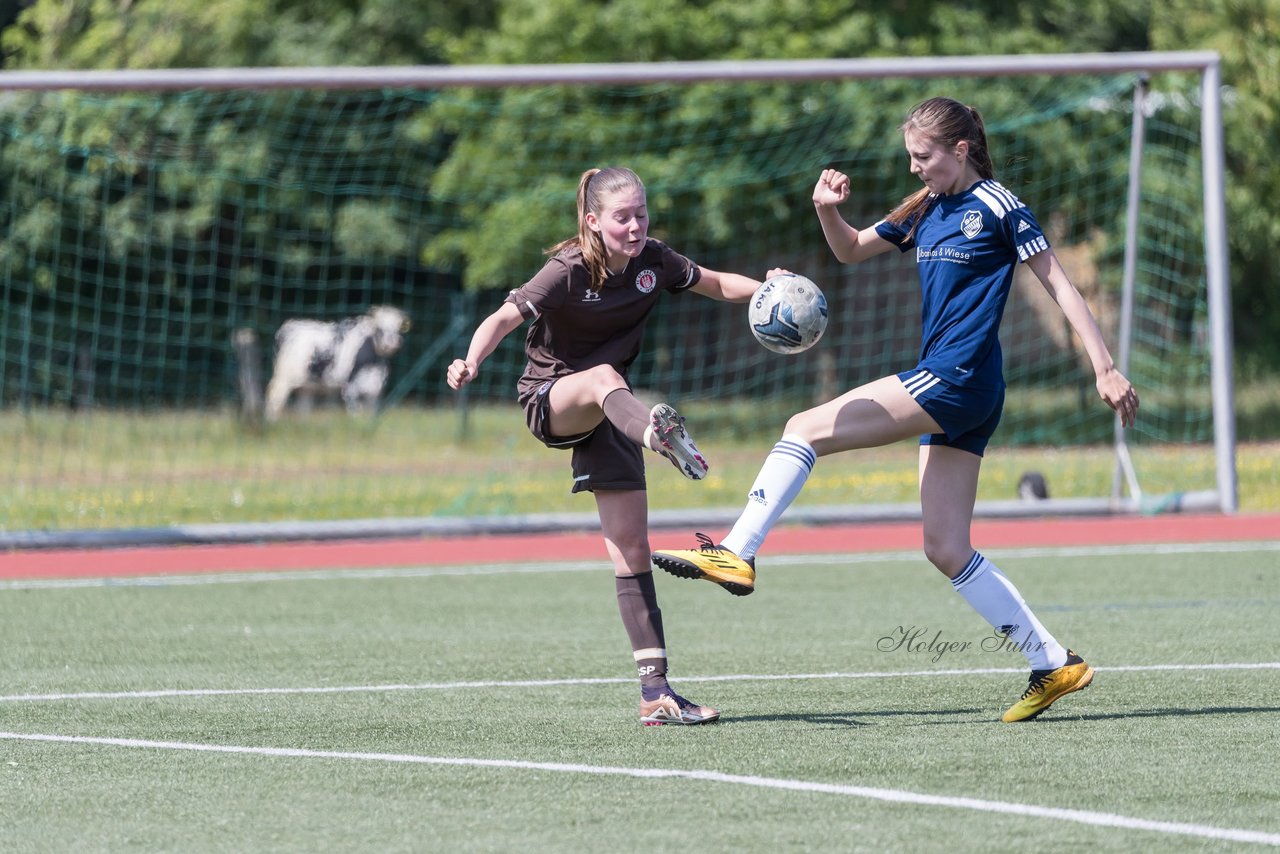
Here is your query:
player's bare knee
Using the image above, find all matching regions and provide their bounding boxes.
[922,537,969,577]
[582,364,628,399]
[611,544,653,575]
[782,411,821,444]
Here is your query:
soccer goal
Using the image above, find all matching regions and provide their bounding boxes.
[0,53,1234,547]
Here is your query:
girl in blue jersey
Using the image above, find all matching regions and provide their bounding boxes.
[653,97,1139,723]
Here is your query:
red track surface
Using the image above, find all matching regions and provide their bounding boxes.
[1,513,1276,580]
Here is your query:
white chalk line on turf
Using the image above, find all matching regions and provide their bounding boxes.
[1,731,1277,847]
[1,539,1276,591]
[2,661,1276,704]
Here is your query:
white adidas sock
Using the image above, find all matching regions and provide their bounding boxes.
[721,434,816,560]
[950,552,1067,670]
[641,423,658,453]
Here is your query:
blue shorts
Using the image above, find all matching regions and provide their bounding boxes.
[897,369,1005,456]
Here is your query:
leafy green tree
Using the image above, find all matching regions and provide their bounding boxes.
[1152,0,1280,373]
[424,0,1277,372]
[1,0,496,68]
[1,0,1277,375]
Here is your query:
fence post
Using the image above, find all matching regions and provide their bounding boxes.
[74,337,96,411]
[233,328,263,426]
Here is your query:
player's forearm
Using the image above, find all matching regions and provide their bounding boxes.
[716,272,764,303]
[1057,288,1118,378]
[691,269,763,303]
[465,311,521,367]
[815,205,861,263]
[1030,251,1118,379]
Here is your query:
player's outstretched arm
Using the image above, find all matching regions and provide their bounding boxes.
[1027,250,1140,427]
[813,169,894,265]
[691,267,792,303]
[446,301,524,390]
[690,268,761,303]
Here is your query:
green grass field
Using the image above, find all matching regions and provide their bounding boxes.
[3,543,1278,851]
[3,402,1279,533]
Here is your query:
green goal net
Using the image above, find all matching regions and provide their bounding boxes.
[0,58,1231,543]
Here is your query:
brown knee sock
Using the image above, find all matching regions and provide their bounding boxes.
[615,572,670,699]
[602,388,655,450]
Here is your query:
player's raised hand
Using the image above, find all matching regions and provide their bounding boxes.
[813,169,851,207]
[446,358,477,390]
[1097,367,1139,428]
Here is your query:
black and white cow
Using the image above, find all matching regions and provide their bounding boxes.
[264,305,410,421]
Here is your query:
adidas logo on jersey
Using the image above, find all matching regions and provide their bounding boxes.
[749,488,767,505]
[1016,219,1031,233]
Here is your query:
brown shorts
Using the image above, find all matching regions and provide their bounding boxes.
[522,379,646,494]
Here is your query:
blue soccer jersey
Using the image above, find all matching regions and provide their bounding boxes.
[874,179,1049,390]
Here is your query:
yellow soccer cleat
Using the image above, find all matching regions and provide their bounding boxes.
[651,533,755,596]
[639,692,721,726]
[1002,649,1095,722]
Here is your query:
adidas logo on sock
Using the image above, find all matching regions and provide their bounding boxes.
[1016,219,1031,233]
[749,488,767,505]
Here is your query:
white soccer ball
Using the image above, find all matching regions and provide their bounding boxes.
[748,274,829,355]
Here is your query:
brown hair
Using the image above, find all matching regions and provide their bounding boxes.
[885,97,995,240]
[546,166,645,291]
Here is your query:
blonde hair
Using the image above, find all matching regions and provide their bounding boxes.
[885,97,995,240]
[546,166,645,291]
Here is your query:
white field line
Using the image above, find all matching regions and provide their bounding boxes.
[1,661,1276,704]
[1,730,1277,847]
[2,540,1278,591]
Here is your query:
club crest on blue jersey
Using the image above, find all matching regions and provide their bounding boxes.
[635,269,657,293]
[961,210,983,239]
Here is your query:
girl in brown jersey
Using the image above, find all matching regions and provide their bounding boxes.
[447,166,784,725]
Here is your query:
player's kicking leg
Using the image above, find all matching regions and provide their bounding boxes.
[651,533,756,596]
[646,403,708,481]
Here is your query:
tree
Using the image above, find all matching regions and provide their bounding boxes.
[1,0,1277,373]
[1152,0,1280,373]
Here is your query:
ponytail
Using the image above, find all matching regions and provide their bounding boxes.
[547,166,644,291]
[885,97,995,241]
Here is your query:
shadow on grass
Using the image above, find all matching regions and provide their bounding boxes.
[1032,705,1280,723]
[719,705,1280,727]
[721,707,988,727]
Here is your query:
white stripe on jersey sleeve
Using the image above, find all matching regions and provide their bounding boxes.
[1016,235,1050,262]
[985,180,1024,212]
[972,183,1010,218]
[972,179,1026,219]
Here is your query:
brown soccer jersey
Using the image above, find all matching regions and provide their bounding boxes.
[505,239,701,404]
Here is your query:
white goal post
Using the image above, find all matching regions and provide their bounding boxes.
[0,52,1236,547]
